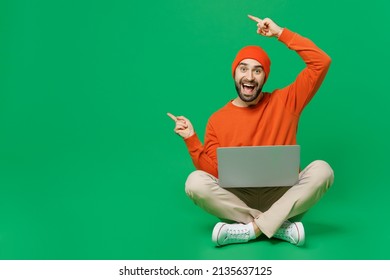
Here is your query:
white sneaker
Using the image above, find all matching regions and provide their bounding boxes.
[273,221,305,246]
[212,222,253,246]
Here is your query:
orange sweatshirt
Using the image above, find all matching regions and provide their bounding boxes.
[184,28,331,178]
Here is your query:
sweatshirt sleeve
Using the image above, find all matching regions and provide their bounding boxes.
[184,121,219,178]
[277,28,332,114]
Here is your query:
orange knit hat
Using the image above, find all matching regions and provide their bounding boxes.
[232,46,271,81]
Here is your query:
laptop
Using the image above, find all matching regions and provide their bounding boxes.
[217,145,300,188]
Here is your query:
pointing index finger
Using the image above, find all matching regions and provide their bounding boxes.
[167,112,178,122]
[248,14,262,23]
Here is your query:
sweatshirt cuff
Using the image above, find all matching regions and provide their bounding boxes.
[184,133,202,151]
[278,28,296,45]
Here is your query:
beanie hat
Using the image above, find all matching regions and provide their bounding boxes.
[232,46,271,82]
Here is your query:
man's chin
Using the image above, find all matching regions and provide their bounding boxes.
[239,93,258,102]
[235,84,263,103]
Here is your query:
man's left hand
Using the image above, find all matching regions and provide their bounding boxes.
[248,15,283,38]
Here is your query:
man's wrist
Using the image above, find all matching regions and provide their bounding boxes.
[276,27,284,38]
[184,131,195,140]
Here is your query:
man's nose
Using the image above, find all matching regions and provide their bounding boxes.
[246,70,254,80]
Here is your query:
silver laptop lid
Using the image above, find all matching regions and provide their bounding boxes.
[217,145,300,188]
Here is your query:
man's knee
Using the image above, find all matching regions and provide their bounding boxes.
[185,170,214,200]
[308,160,334,189]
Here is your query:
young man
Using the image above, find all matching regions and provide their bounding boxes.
[168,15,334,247]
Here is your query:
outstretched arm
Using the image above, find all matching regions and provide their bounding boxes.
[249,15,331,113]
[167,112,218,177]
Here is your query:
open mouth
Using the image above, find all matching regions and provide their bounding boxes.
[241,83,256,95]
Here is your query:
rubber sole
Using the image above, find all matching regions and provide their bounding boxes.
[294,222,305,246]
[211,222,226,246]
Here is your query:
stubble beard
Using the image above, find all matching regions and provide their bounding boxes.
[234,81,264,103]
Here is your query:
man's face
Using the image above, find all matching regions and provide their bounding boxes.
[234,58,266,103]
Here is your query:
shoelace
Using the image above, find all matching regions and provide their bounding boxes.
[274,223,293,240]
[225,228,250,242]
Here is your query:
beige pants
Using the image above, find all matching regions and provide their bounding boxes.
[185,160,334,238]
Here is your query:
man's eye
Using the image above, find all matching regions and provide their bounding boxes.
[240,67,247,72]
[255,69,262,74]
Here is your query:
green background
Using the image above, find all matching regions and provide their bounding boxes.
[1,0,389,259]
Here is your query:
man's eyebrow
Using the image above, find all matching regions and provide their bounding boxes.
[238,62,263,68]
